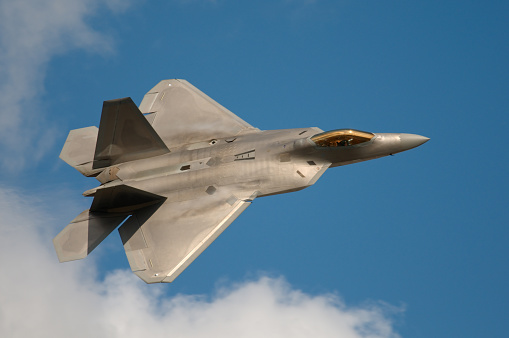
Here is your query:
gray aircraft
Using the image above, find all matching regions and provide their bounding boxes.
[54,79,429,284]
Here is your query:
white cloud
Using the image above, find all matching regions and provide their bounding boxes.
[0,0,133,171]
[0,186,402,338]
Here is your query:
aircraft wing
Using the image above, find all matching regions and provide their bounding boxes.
[138,79,260,148]
[119,185,258,283]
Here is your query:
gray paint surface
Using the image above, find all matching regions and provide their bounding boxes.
[54,79,429,284]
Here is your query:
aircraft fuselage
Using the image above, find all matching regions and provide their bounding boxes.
[55,79,428,284]
[94,128,428,202]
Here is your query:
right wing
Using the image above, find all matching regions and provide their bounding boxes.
[138,79,260,148]
[119,185,258,283]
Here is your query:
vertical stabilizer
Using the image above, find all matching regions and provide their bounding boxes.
[53,185,166,262]
[93,97,170,169]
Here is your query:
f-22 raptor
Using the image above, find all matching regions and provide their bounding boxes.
[54,79,429,284]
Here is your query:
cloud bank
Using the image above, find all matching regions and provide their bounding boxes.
[0,0,131,171]
[0,186,402,338]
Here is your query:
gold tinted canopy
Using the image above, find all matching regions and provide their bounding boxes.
[311,129,375,147]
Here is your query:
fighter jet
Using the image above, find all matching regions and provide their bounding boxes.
[54,79,429,284]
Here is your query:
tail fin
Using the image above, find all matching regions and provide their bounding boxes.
[93,97,170,169]
[90,184,166,213]
[60,97,170,175]
[54,184,165,262]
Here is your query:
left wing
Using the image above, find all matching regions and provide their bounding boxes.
[119,186,258,283]
[138,79,260,148]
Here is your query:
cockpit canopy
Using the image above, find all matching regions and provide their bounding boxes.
[311,129,375,147]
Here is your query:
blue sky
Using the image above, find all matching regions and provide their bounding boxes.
[0,1,508,337]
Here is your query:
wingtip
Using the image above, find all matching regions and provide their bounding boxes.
[134,270,169,284]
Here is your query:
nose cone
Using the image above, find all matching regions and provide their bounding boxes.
[399,134,430,151]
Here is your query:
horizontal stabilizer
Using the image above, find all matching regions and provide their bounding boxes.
[93,97,170,169]
[60,126,102,177]
[53,210,126,262]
